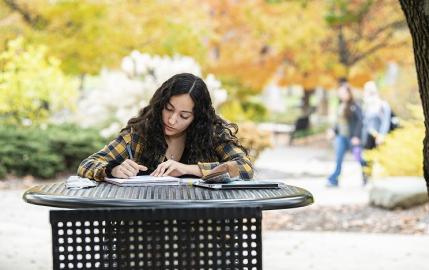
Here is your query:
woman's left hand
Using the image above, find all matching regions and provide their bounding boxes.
[150,160,189,177]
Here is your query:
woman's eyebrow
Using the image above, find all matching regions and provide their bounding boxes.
[167,102,193,114]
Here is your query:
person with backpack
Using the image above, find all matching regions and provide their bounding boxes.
[361,81,394,184]
[361,81,392,150]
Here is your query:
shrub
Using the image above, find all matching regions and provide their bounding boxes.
[364,105,423,177]
[0,126,62,179]
[241,99,269,122]
[237,122,272,161]
[219,99,268,123]
[0,124,107,179]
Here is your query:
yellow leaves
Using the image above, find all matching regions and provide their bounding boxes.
[364,105,424,177]
[208,42,282,90]
[219,100,247,123]
[1,0,210,75]
[348,71,372,88]
[0,0,414,94]
[237,122,272,162]
[205,0,303,90]
[0,38,78,125]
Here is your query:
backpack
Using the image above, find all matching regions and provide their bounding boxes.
[389,110,399,132]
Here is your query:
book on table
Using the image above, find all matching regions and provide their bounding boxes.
[105,175,181,186]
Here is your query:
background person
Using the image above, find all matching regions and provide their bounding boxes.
[361,81,392,149]
[360,81,393,183]
[326,85,364,187]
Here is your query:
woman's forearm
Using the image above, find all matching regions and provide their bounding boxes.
[186,164,203,177]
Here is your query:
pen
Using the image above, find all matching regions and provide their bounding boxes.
[126,144,134,160]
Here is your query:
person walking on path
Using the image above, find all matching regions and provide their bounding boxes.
[360,81,393,182]
[361,81,392,150]
[327,84,364,187]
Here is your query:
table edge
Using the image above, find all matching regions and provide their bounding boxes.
[22,185,314,211]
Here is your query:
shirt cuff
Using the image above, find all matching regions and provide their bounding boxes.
[93,166,108,181]
[197,162,220,177]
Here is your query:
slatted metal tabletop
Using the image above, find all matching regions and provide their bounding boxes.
[23,181,313,210]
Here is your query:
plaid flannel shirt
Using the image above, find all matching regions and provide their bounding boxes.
[77,129,254,181]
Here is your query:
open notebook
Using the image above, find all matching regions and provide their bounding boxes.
[105,175,181,186]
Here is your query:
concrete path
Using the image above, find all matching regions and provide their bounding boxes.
[255,146,370,206]
[0,189,52,270]
[263,231,429,270]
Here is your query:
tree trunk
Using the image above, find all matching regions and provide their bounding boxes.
[78,73,86,92]
[319,88,329,116]
[337,26,350,66]
[399,0,429,196]
[302,89,315,115]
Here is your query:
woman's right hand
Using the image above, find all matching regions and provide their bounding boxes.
[111,159,148,178]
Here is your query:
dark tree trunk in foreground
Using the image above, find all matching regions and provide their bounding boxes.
[399,0,429,196]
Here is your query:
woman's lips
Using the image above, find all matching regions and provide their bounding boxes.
[164,124,175,131]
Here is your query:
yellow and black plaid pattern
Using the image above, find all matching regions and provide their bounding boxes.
[77,130,254,181]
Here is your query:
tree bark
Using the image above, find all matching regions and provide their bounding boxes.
[337,26,350,67]
[2,0,47,28]
[301,89,315,116]
[399,0,429,196]
[319,88,329,116]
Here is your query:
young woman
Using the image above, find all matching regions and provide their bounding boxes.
[77,73,254,181]
[326,84,364,187]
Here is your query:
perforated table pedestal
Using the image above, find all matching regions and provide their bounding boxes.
[50,207,262,270]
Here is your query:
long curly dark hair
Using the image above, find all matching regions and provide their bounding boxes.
[123,73,248,172]
[340,85,355,119]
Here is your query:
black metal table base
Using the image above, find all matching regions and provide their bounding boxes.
[50,207,263,270]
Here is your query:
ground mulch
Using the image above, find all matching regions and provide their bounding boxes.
[263,203,429,235]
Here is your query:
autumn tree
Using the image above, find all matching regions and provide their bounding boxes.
[268,1,335,114]
[324,0,412,86]
[398,0,429,195]
[270,0,413,114]
[0,0,210,76]
[205,0,290,93]
[206,0,413,115]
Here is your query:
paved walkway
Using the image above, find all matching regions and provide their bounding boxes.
[1,145,428,270]
[263,231,429,270]
[255,145,370,206]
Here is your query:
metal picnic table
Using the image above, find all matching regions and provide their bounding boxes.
[23,181,314,270]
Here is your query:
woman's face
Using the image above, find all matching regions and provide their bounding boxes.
[338,86,351,102]
[162,94,195,137]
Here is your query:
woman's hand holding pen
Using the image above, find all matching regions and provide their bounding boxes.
[111,159,147,178]
[150,160,189,177]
